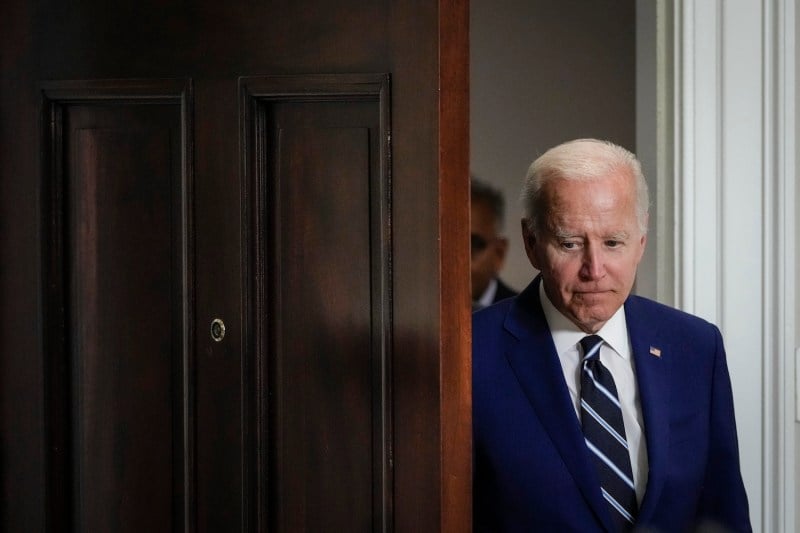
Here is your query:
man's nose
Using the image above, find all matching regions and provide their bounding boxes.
[579,245,605,280]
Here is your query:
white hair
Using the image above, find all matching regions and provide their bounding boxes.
[520,138,649,234]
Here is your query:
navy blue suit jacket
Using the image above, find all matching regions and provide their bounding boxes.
[473,277,751,532]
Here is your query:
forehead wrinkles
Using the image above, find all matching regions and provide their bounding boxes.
[542,180,638,239]
[549,222,631,241]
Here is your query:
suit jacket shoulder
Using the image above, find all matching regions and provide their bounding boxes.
[623,294,722,356]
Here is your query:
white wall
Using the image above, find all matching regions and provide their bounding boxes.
[636,0,674,303]
[670,1,796,530]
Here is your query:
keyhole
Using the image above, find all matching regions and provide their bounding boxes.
[210,318,226,342]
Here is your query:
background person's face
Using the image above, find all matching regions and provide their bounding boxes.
[471,200,508,300]
[523,172,646,333]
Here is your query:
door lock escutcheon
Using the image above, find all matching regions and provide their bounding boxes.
[210,318,226,342]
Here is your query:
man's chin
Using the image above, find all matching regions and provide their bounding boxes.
[568,306,615,333]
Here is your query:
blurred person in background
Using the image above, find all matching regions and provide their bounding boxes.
[471,176,518,310]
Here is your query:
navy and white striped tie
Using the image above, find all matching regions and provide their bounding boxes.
[579,335,637,531]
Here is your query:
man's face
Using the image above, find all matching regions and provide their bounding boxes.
[471,199,508,300]
[523,172,646,333]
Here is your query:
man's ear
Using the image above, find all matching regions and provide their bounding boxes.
[521,219,540,270]
[635,214,649,262]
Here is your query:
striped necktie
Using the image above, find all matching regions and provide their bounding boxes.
[579,335,637,531]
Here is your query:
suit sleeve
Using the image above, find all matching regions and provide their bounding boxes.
[697,325,752,532]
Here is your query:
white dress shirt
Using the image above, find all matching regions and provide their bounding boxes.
[474,278,498,310]
[538,283,649,503]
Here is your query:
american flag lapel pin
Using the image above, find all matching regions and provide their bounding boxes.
[649,346,662,357]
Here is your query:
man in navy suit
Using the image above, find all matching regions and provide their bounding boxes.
[473,139,751,532]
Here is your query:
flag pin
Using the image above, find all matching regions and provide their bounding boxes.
[649,346,662,357]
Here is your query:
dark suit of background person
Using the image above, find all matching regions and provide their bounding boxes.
[471,177,518,310]
[472,139,751,532]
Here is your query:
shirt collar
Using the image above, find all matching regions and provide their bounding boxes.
[538,281,630,360]
[475,278,498,309]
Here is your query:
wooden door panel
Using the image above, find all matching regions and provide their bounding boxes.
[42,81,192,532]
[241,75,391,532]
[68,120,175,532]
[1,2,469,532]
[273,123,374,532]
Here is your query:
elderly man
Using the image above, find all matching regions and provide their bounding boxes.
[472,139,750,532]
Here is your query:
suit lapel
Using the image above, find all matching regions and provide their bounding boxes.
[502,279,616,532]
[624,297,672,522]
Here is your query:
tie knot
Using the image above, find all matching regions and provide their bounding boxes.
[580,335,604,361]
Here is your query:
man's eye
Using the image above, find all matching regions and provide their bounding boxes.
[560,241,578,250]
[605,240,622,248]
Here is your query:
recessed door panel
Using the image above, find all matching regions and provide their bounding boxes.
[42,84,191,533]
[241,76,392,532]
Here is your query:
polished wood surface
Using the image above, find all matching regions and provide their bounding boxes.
[40,80,193,533]
[241,75,391,530]
[439,2,471,532]
[0,2,470,531]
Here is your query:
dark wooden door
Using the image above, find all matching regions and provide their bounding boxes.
[0,2,470,532]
